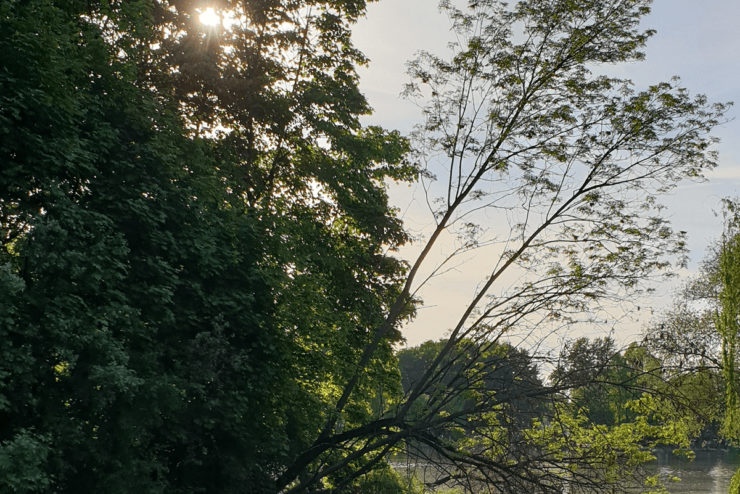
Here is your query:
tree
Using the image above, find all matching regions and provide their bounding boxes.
[714,201,740,442]
[0,0,730,493]
[137,0,418,488]
[643,198,740,450]
[276,0,729,492]
[641,287,727,449]
[639,198,740,494]
[0,1,285,490]
[0,0,412,492]
[551,337,639,426]
[398,339,543,426]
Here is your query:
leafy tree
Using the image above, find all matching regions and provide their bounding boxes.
[0,0,412,492]
[143,0,418,450]
[642,291,728,446]
[551,337,641,426]
[731,468,740,494]
[0,0,284,490]
[0,0,732,493]
[713,201,740,494]
[278,0,729,490]
[643,198,740,449]
[701,199,740,492]
[398,339,542,424]
[639,199,740,494]
[714,205,740,441]
[552,335,722,452]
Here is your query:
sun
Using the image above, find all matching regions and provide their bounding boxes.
[199,7,220,27]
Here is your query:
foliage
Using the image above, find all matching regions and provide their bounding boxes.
[348,467,424,494]
[551,337,640,426]
[278,0,727,491]
[730,466,740,494]
[137,0,419,463]
[0,0,282,490]
[643,198,740,449]
[398,339,543,426]
[715,203,740,441]
[0,0,731,492]
[0,430,51,494]
[0,0,412,492]
[393,338,699,494]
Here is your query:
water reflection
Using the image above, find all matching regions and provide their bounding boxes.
[390,450,739,493]
[650,450,740,494]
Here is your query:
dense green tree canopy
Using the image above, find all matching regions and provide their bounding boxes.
[0,0,733,493]
[0,0,413,492]
[551,337,638,426]
[643,198,740,448]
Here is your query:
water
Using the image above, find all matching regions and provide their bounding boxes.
[650,450,740,494]
[391,450,740,494]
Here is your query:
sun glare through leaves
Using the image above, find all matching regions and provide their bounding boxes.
[199,7,220,26]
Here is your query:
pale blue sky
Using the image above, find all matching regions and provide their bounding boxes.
[352,0,740,345]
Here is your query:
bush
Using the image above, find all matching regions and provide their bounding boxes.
[352,468,424,494]
[730,466,740,494]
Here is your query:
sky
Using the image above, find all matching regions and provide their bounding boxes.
[350,0,740,347]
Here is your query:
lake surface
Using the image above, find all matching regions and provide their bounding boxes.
[650,450,740,494]
[391,450,740,493]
